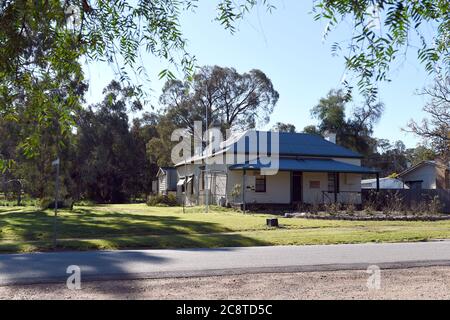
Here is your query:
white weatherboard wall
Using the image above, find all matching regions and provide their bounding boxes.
[176,163,230,205]
[302,172,361,205]
[338,173,362,204]
[302,172,328,204]
[227,170,291,204]
[158,174,167,194]
[176,163,196,204]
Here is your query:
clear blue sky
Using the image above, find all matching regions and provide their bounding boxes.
[83,1,433,148]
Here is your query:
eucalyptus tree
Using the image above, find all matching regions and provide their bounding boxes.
[314,0,450,102]
[309,89,383,156]
[159,66,279,132]
[0,0,273,169]
[2,0,449,168]
[272,122,296,133]
[407,75,450,160]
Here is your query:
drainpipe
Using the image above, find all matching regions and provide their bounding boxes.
[334,172,338,203]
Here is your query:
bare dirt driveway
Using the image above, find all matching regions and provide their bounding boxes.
[2,266,450,300]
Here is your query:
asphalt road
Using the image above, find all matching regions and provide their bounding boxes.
[2,241,450,285]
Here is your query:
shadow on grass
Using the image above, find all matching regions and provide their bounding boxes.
[0,207,268,253]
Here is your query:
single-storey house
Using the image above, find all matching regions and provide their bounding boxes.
[155,167,177,195]
[174,130,379,208]
[362,177,408,189]
[398,160,450,190]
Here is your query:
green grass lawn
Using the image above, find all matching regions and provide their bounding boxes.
[1,204,450,253]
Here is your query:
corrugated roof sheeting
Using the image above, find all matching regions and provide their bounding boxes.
[229,158,379,174]
[229,131,362,159]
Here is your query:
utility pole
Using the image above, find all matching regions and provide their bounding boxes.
[183,159,187,214]
[242,169,246,214]
[204,101,209,213]
[52,158,60,249]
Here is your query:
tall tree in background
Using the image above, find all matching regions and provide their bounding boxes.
[0,0,85,167]
[148,66,279,167]
[2,0,450,168]
[272,122,296,133]
[302,125,321,135]
[407,75,450,160]
[0,1,273,168]
[129,114,160,196]
[159,66,279,133]
[309,90,384,157]
[146,113,179,167]
[366,139,408,176]
[74,81,152,203]
[366,139,437,177]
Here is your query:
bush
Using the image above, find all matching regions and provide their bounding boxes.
[345,203,356,215]
[40,197,74,210]
[147,194,178,207]
[324,202,341,215]
[381,191,404,214]
[428,195,443,215]
[74,200,97,207]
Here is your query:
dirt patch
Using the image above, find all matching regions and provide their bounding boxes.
[1,266,450,300]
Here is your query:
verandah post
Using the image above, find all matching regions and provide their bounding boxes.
[242,169,246,213]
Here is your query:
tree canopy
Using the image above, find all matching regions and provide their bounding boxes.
[159,65,279,132]
[308,89,384,157]
[272,122,296,133]
[407,75,450,160]
[2,0,449,169]
[314,0,450,102]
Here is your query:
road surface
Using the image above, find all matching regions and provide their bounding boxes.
[2,241,450,285]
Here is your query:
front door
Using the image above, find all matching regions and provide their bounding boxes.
[292,171,302,203]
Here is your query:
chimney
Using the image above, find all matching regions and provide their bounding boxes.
[324,131,336,144]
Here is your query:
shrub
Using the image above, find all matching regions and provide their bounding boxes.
[363,189,380,211]
[39,197,54,210]
[75,200,96,207]
[428,195,443,215]
[40,197,74,210]
[409,200,428,216]
[231,184,241,202]
[382,191,404,214]
[346,202,356,215]
[324,202,341,215]
[310,203,320,215]
[147,194,178,207]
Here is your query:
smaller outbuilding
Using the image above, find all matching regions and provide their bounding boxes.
[398,160,450,190]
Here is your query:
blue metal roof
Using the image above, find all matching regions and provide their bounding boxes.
[229,158,379,174]
[229,131,363,159]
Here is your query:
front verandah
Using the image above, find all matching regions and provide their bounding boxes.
[229,158,380,210]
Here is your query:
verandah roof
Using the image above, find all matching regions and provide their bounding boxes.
[229,158,379,174]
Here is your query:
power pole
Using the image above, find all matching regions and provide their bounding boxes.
[183,159,187,214]
[204,101,209,213]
